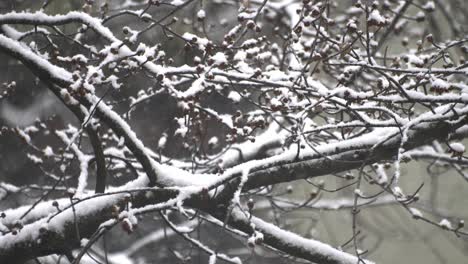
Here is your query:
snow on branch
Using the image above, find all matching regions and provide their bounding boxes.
[230,208,371,264]
[0,11,118,42]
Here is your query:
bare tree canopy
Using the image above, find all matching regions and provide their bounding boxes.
[0,0,467,263]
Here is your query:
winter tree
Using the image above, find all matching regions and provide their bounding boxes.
[0,0,467,263]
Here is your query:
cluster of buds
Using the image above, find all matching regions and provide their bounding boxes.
[9,220,23,235]
[246,20,261,33]
[69,85,89,98]
[226,112,267,143]
[1,81,17,99]
[240,37,266,50]
[367,9,388,27]
[430,78,451,94]
[299,1,322,18]
[224,25,242,46]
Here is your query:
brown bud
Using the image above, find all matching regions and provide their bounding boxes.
[247,240,255,248]
[121,218,133,234]
[247,198,254,210]
[247,20,255,29]
[426,34,434,43]
[255,236,263,245]
[458,220,465,229]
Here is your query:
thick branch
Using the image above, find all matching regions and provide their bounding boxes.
[0,187,178,263]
